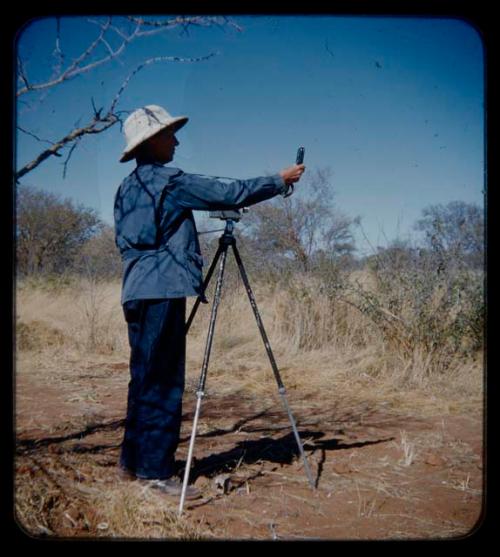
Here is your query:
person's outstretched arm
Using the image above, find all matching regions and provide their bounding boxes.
[165,164,305,211]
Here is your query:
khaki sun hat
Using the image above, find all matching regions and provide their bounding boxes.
[119,105,189,163]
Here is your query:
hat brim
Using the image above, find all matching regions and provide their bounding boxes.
[119,116,189,163]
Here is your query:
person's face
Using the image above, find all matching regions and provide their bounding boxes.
[148,128,179,163]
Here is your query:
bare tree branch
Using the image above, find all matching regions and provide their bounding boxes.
[17,18,114,96]
[127,15,243,33]
[17,16,236,97]
[109,52,217,113]
[15,114,119,180]
[16,15,237,179]
[17,126,55,146]
[62,140,80,179]
[51,17,64,74]
[16,51,218,180]
[90,96,103,119]
[97,34,116,57]
[17,56,30,89]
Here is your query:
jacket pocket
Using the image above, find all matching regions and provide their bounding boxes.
[186,251,204,269]
[185,250,204,293]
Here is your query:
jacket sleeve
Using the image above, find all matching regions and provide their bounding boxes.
[166,169,288,211]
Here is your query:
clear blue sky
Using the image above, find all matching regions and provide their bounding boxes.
[15,15,485,255]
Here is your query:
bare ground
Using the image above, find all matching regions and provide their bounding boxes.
[14,354,484,541]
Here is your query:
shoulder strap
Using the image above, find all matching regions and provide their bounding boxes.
[133,167,162,247]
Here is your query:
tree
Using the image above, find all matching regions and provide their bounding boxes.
[15,15,241,180]
[16,185,101,276]
[242,167,360,274]
[350,205,485,364]
[75,224,122,279]
[414,201,484,269]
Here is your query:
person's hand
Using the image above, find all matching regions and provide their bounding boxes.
[279,164,306,186]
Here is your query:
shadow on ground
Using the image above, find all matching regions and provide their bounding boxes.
[17,399,408,490]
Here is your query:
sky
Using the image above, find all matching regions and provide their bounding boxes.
[15,15,485,255]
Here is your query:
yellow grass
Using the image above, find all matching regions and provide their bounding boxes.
[15,275,483,405]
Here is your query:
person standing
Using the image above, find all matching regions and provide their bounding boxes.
[113,105,305,497]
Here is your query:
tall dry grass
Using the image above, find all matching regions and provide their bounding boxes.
[15,268,483,402]
[16,275,128,357]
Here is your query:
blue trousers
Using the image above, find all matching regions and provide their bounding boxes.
[120,298,186,480]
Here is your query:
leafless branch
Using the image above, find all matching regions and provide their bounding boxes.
[52,17,64,73]
[109,52,217,113]
[15,114,119,181]
[62,140,80,179]
[17,16,237,98]
[127,15,243,33]
[97,34,115,57]
[16,15,232,179]
[17,18,113,96]
[58,17,112,75]
[17,56,30,89]
[90,97,103,119]
[17,126,55,146]
[16,50,218,180]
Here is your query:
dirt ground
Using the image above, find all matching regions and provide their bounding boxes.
[14,356,485,541]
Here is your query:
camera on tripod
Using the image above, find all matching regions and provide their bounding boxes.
[209,208,249,221]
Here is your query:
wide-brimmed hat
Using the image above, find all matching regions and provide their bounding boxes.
[119,105,189,162]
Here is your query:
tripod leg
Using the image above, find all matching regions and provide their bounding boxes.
[178,244,229,517]
[231,243,316,489]
[185,244,224,334]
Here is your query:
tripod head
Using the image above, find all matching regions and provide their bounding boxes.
[209,208,249,221]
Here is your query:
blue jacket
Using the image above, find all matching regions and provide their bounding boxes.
[114,163,288,304]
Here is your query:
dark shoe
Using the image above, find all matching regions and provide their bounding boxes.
[149,478,201,500]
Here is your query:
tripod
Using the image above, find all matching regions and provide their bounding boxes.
[178,218,315,516]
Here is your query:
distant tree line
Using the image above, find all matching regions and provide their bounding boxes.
[16,184,121,279]
[15,177,484,372]
[15,179,484,284]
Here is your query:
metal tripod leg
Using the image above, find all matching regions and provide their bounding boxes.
[231,243,316,490]
[185,243,224,334]
[178,242,229,517]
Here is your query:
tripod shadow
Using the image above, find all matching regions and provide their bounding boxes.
[186,429,394,488]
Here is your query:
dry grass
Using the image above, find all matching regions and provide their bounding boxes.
[16,278,128,356]
[14,453,211,539]
[14,274,484,540]
[15,275,483,405]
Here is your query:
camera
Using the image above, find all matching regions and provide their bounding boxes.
[209,208,248,221]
